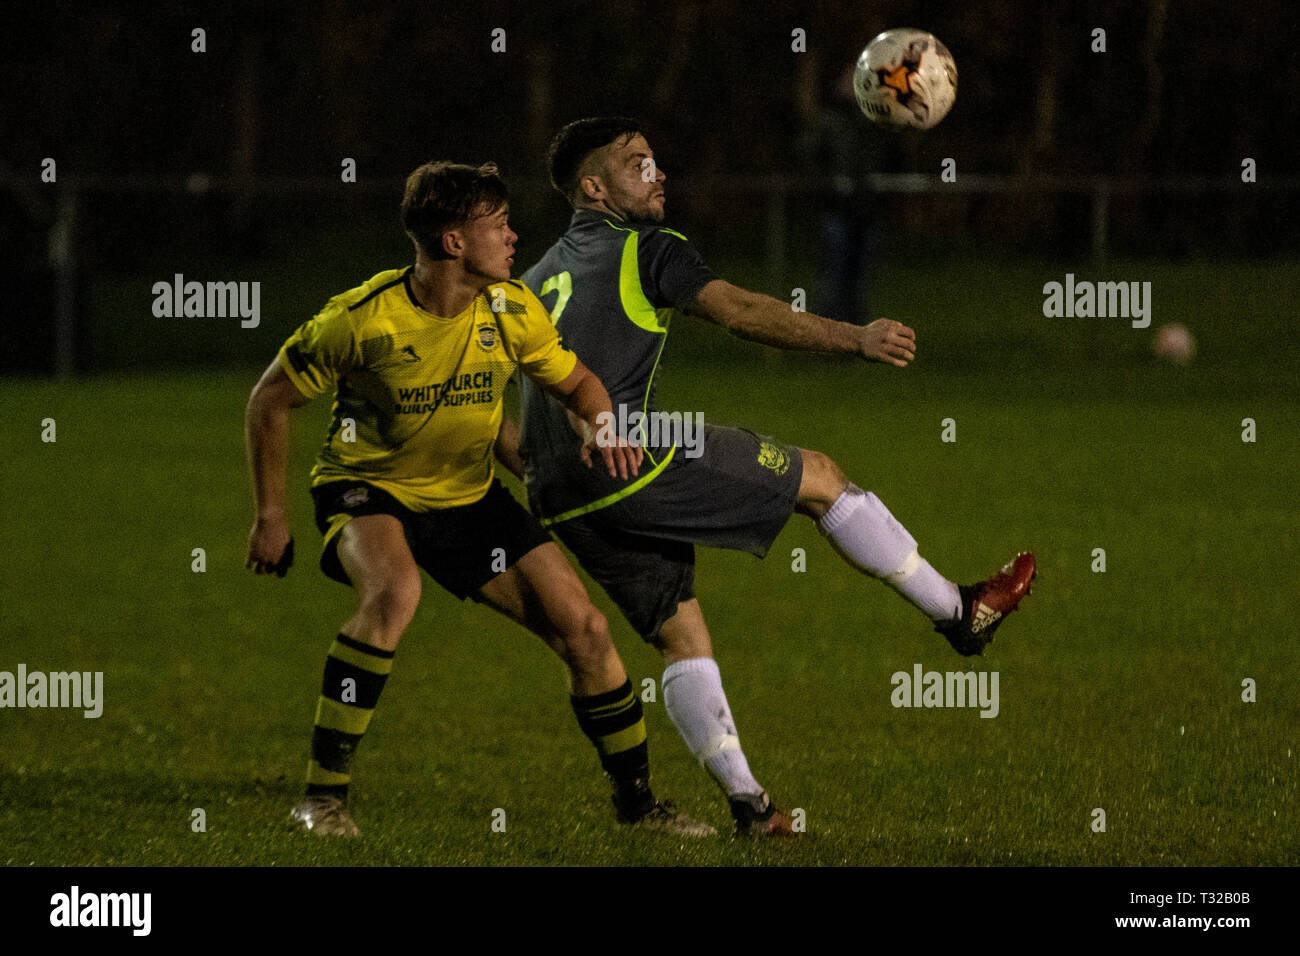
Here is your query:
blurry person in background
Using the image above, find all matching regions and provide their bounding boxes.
[802,63,904,326]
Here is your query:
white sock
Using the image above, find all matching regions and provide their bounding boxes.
[662,657,762,798]
[818,485,962,622]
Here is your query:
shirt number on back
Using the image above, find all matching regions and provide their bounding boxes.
[539,271,572,325]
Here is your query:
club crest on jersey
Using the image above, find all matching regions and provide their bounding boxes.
[756,441,790,476]
[476,322,498,351]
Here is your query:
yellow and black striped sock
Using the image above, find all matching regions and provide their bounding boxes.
[305,633,395,802]
[571,679,654,818]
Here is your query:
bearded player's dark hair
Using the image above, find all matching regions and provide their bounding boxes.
[548,117,645,205]
[400,161,508,258]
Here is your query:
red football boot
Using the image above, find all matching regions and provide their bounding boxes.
[936,552,1037,656]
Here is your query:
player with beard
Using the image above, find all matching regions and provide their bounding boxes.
[509,119,1036,836]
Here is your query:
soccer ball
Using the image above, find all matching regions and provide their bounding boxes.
[1152,323,1197,365]
[853,28,957,130]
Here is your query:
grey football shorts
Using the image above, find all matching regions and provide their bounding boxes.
[537,425,803,641]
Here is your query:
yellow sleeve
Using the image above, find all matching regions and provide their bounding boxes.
[276,301,361,399]
[501,285,578,386]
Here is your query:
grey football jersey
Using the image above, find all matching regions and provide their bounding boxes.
[520,209,715,519]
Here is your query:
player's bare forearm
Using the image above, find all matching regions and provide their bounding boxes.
[494,416,526,480]
[543,360,643,479]
[244,362,302,518]
[548,362,612,433]
[687,278,916,366]
[244,359,308,573]
[694,283,858,351]
[245,394,291,519]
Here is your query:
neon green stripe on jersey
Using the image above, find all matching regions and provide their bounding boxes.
[604,220,670,335]
[599,219,674,462]
[539,444,677,527]
[639,330,669,468]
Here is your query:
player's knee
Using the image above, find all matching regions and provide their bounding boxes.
[561,604,614,672]
[813,449,849,487]
[358,570,421,637]
[796,448,849,517]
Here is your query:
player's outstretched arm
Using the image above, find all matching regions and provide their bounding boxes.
[493,415,526,480]
[541,359,644,480]
[245,359,310,575]
[686,278,916,367]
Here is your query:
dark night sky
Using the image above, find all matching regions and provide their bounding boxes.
[5,0,1298,180]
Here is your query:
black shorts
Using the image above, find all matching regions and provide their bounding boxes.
[538,425,802,640]
[551,518,697,642]
[311,478,552,600]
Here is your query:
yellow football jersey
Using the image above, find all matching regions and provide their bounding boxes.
[278,267,576,510]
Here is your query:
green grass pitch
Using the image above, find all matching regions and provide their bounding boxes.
[1,257,1296,865]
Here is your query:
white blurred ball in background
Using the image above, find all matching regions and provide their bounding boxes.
[1152,323,1196,365]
